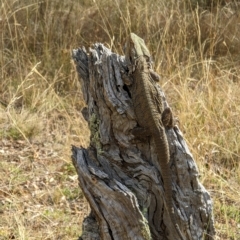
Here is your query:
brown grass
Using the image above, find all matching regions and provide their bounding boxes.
[0,0,240,239]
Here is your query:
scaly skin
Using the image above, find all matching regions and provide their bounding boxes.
[125,33,185,240]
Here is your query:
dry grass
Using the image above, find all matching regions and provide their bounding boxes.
[0,0,240,239]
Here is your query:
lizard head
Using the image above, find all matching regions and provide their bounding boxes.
[125,33,151,68]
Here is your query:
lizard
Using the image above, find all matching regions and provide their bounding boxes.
[123,33,185,240]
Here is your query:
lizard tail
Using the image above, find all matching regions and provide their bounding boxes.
[153,130,186,240]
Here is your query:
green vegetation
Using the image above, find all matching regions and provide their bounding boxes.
[0,0,240,239]
[89,113,103,154]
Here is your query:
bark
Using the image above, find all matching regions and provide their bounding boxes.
[72,44,215,240]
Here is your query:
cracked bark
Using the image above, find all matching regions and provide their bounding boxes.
[72,43,215,240]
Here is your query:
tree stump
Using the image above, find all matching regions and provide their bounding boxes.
[72,42,215,240]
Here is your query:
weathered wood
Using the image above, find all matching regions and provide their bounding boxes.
[72,43,215,240]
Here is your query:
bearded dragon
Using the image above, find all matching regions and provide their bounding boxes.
[124,33,185,240]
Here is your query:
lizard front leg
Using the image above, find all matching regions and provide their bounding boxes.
[150,69,160,82]
[121,69,133,86]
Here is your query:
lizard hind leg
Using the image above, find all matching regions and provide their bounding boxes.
[131,126,150,138]
[162,107,174,128]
